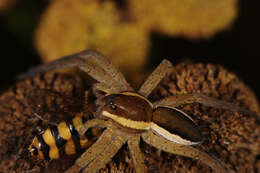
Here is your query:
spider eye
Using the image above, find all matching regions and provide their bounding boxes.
[109,101,117,110]
[31,146,38,156]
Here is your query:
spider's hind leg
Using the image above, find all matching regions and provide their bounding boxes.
[153,93,260,121]
[142,130,228,173]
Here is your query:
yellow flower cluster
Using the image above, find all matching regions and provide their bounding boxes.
[35,0,149,73]
[128,0,237,38]
[35,0,237,72]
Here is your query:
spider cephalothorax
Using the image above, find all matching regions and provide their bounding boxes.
[21,50,259,173]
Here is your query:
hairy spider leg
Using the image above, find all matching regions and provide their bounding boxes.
[78,119,110,138]
[127,136,146,173]
[18,50,131,93]
[153,93,260,121]
[142,130,228,173]
[82,134,125,173]
[65,128,115,173]
[138,59,173,97]
[81,50,133,92]
[92,83,115,96]
[78,119,147,173]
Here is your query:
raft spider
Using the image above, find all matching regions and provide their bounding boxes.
[21,50,258,173]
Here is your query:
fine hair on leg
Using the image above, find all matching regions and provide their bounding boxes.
[82,135,125,173]
[75,128,115,169]
[141,130,227,173]
[127,136,147,173]
[138,59,173,97]
[153,93,260,121]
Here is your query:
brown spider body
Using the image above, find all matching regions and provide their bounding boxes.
[20,49,259,173]
[96,91,203,145]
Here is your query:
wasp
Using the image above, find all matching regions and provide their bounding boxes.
[29,113,90,160]
[25,88,101,170]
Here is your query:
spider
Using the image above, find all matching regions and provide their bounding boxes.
[20,50,258,173]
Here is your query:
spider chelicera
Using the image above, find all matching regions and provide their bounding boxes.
[21,50,259,173]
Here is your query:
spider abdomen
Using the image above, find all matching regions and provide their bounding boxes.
[29,114,94,160]
[151,106,203,145]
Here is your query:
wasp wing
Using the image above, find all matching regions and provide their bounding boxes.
[42,154,80,173]
[25,88,94,125]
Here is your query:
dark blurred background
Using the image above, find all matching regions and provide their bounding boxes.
[0,0,259,98]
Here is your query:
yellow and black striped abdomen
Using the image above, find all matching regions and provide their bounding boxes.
[29,114,94,160]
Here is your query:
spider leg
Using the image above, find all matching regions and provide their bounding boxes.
[141,130,228,173]
[82,134,126,173]
[127,136,147,173]
[138,59,173,97]
[65,128,115,173]
[83,50,133,92]
[78,119,112,138]
[18,50,127,93]
[153,93,260,121]
[92,83,113,96]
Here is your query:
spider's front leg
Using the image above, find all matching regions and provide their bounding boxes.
[92,83,114,96]
[142,130,228,173]
[82,134,126,173]
[127,135,147,173]
[87,51,132,92]
[18,49,133,93]
[78,119,110,138]
[65,128,115,173]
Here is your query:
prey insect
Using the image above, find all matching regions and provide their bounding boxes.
[20,50,259,173]
[25,89,101,172]
[29,112,91,160]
